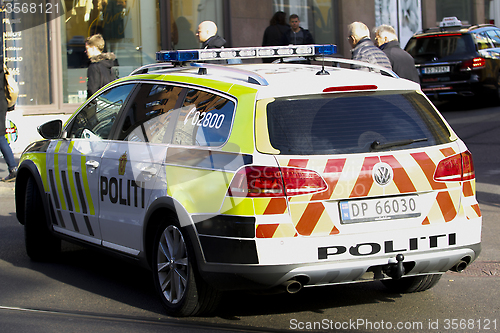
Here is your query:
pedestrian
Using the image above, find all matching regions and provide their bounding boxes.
[262,11,289,63]
[282,14,315,45]
[85,34,117,98]
[347,22,392,72]
[196,20,226,49]
[0,65,17,182]
[195,20,242,64]
[374,24,420,83]
[262,11,289,46]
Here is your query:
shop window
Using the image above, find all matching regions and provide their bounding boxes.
[170,0,225,50]
[273,0,336,45]
[63,0,161,104]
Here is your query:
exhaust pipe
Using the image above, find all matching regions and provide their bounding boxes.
[282,279,302,294]
[451,259,469,272]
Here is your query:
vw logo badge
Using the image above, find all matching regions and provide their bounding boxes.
[373,162,393,186]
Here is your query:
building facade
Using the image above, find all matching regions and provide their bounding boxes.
[2,0,491,153]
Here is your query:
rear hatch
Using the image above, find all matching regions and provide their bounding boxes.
[405,33,479,87]
[262,90,467,237]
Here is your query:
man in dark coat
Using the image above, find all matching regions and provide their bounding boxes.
[374,24,420,83]
[85,34,117,97]
[0,65,17,182]
[282,14,315,45]
[196,20,226,49]
[348,22,392,73]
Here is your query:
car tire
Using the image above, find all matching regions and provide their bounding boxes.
[495,72,500,104]
[381,274,442,293]
[152,219,220,317]
[24,176,61,261]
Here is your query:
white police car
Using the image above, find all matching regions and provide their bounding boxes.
[15,45,482,316]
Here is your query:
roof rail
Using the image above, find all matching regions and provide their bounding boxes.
[129,63,178,75]
[189,63,269,85]
[314,57,399,78]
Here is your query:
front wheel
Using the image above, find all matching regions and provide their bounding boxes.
[24,176,61,261]
[152,221,220,317]
[381,274,442,293]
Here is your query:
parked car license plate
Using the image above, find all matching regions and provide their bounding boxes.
[339,195,421,224]
[422,66,450,74]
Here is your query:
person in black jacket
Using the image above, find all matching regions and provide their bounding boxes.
[374,24,420,83]
[262,11,290,63]
[282,14,315,45]
[196,21,226,49]
[85,34,117,98]
[0,66,17,182]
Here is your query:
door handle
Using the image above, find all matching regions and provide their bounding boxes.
[141,166,157,175]
[86,160,100,169]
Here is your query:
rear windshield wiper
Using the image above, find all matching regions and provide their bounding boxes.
[370,138,428,151]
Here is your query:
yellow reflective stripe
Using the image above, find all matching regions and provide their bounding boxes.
[53,144,67,211]
[220,197,254,216]
[81,155,95,215]
[67,150,81,213]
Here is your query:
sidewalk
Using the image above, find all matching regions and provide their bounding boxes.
[0,153,20,196]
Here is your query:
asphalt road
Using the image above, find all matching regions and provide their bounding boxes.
[0,98,499,333]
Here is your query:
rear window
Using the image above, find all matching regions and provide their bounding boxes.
[266,91,452,155]
[406,34,473,61]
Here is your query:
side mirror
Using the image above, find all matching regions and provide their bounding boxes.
[38,119,62,139]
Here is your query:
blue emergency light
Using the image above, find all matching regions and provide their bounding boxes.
[156,44,337,63]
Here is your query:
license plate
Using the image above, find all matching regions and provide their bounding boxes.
[339,196,421,224]
[422,66,450,74]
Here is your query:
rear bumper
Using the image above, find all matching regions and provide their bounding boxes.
[197,243,481,291]
[421,78,494,98]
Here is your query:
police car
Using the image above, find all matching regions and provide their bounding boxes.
[15,45,482,317]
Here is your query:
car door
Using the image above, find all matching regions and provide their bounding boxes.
[47,83,137,244]
[98,83,185,255]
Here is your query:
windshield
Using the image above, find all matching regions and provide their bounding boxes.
[405,35,474,61]
[266,91,452,155]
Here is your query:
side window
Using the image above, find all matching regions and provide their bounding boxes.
[68,84,135,139]
[173,89,235,147]
[489,29,500,47]
[117,84,184,143]
[473,32,493,50]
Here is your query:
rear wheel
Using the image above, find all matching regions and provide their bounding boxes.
[24,176,61,261]
[381,274,442,293]
[152,219,220,317]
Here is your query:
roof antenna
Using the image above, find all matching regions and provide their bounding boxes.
[316,54,330,75]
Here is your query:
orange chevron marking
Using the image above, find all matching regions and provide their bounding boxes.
[437,191,457,222]
[295,202,324,236]
[381,155,416,193]
[311,158,346,201]
[263,198,288,214]
[288,159,309,168]
[471,204,482,217]
[411,152,447,190]
[256,224,279,238]
[330,225,340,234]
[463,181,474,197]
[349,156,379,197]
[440,147,456,157]
[422,216,430,225]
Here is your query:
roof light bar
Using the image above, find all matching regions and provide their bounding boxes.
[156,44,337,63]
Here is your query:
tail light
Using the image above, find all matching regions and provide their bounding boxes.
[434,151,475,182]
[460,57,486,71]
[228,166,327,197]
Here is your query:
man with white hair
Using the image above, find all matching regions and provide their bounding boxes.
[196,20,226,49]
[374,24,420,83]
[347,21,392,72]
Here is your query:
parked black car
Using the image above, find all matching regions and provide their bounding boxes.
[405,17,500,101]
